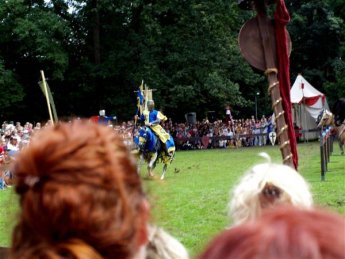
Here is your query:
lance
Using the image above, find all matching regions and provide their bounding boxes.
[40,70,54,126]
[237,0,297,168]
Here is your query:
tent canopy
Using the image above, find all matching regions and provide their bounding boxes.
[291,74,328,119]
[291,74,326,108]
[290,74,329,140]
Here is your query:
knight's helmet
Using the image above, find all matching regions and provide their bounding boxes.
[99,109,106,116]
[147,100,155,111]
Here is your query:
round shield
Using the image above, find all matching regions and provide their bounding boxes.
[239,17,292,71]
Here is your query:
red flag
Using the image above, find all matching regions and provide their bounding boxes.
[274,0,298,169]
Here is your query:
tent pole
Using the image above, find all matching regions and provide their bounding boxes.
[301,82,306,143]
[303,94,307,143]
[304,103,306,142]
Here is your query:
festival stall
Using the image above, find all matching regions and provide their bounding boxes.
[291,74,329,140]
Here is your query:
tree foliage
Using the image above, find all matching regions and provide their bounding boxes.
[0,0,344,121]
[0,0,70,121]
[0,60,24,114]
[288,0,345,106]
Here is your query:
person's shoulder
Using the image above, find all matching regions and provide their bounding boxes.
[148,225,189,259]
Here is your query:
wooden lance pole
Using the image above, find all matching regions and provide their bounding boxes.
[237,0,294,167]
[40,70,54,126]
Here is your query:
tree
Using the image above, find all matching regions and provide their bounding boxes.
[113,0,263,119]
[0,0,71,120]
[0,60,24,118]
[288,0,345,105]
[0,0,342,122]
[323,58,345,104]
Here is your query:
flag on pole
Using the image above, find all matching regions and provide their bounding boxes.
[39,73,58,123]
[137,80,144,115]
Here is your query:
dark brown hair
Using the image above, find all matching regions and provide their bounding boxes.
[11,121,146,259]
[199,206,345,259]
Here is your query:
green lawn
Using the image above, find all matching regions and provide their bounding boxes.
[144,142,345,256]
[0,187,18,248]
[0,142,344,257]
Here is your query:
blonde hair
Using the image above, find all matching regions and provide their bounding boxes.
[146,225,189,259]
[228,153,313,226]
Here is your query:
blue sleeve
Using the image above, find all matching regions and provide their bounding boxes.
[133,136,139,145]
[149,110,159,124]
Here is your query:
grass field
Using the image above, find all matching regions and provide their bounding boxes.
[0,141,344,256]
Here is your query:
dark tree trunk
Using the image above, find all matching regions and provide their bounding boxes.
[92,0,101,64]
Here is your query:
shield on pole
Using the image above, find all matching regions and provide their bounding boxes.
[269,132,277,146]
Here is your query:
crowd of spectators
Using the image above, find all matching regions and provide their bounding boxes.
[0,121,55,189]
[113,114,276,151]
[0,120,53,157]
[162,115,275,150]
[0,114,276,189]
[0,114,276,156]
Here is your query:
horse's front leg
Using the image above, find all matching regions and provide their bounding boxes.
[160,164,168,180]
[340,142,344,155]
[148,152,158,177]
[137,153,144,174]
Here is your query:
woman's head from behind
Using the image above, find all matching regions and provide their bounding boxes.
[11,121,148,259]
[199,206,345,259]
[229,154,313,226]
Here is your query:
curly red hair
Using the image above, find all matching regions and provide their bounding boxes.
[11,121,147,259]
[199,206,345,259]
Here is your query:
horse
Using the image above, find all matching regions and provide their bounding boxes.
[317,108,344,155]
[136,126,175,180]
[336,124,345,155]
[330,99,345,155]
[332,98,345,126]
[316,108,334,128]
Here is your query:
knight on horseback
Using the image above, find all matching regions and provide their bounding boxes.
[316,103,345,155]
[137,99,175,158]
[133,90,176,179]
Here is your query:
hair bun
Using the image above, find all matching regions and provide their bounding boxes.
[55,239,103,259]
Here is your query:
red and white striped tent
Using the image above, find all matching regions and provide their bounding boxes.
[291,74,329,140]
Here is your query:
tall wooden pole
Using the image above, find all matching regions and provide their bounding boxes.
[256,13,293,166]
[238,0,294,167]
[40,70,54,126]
